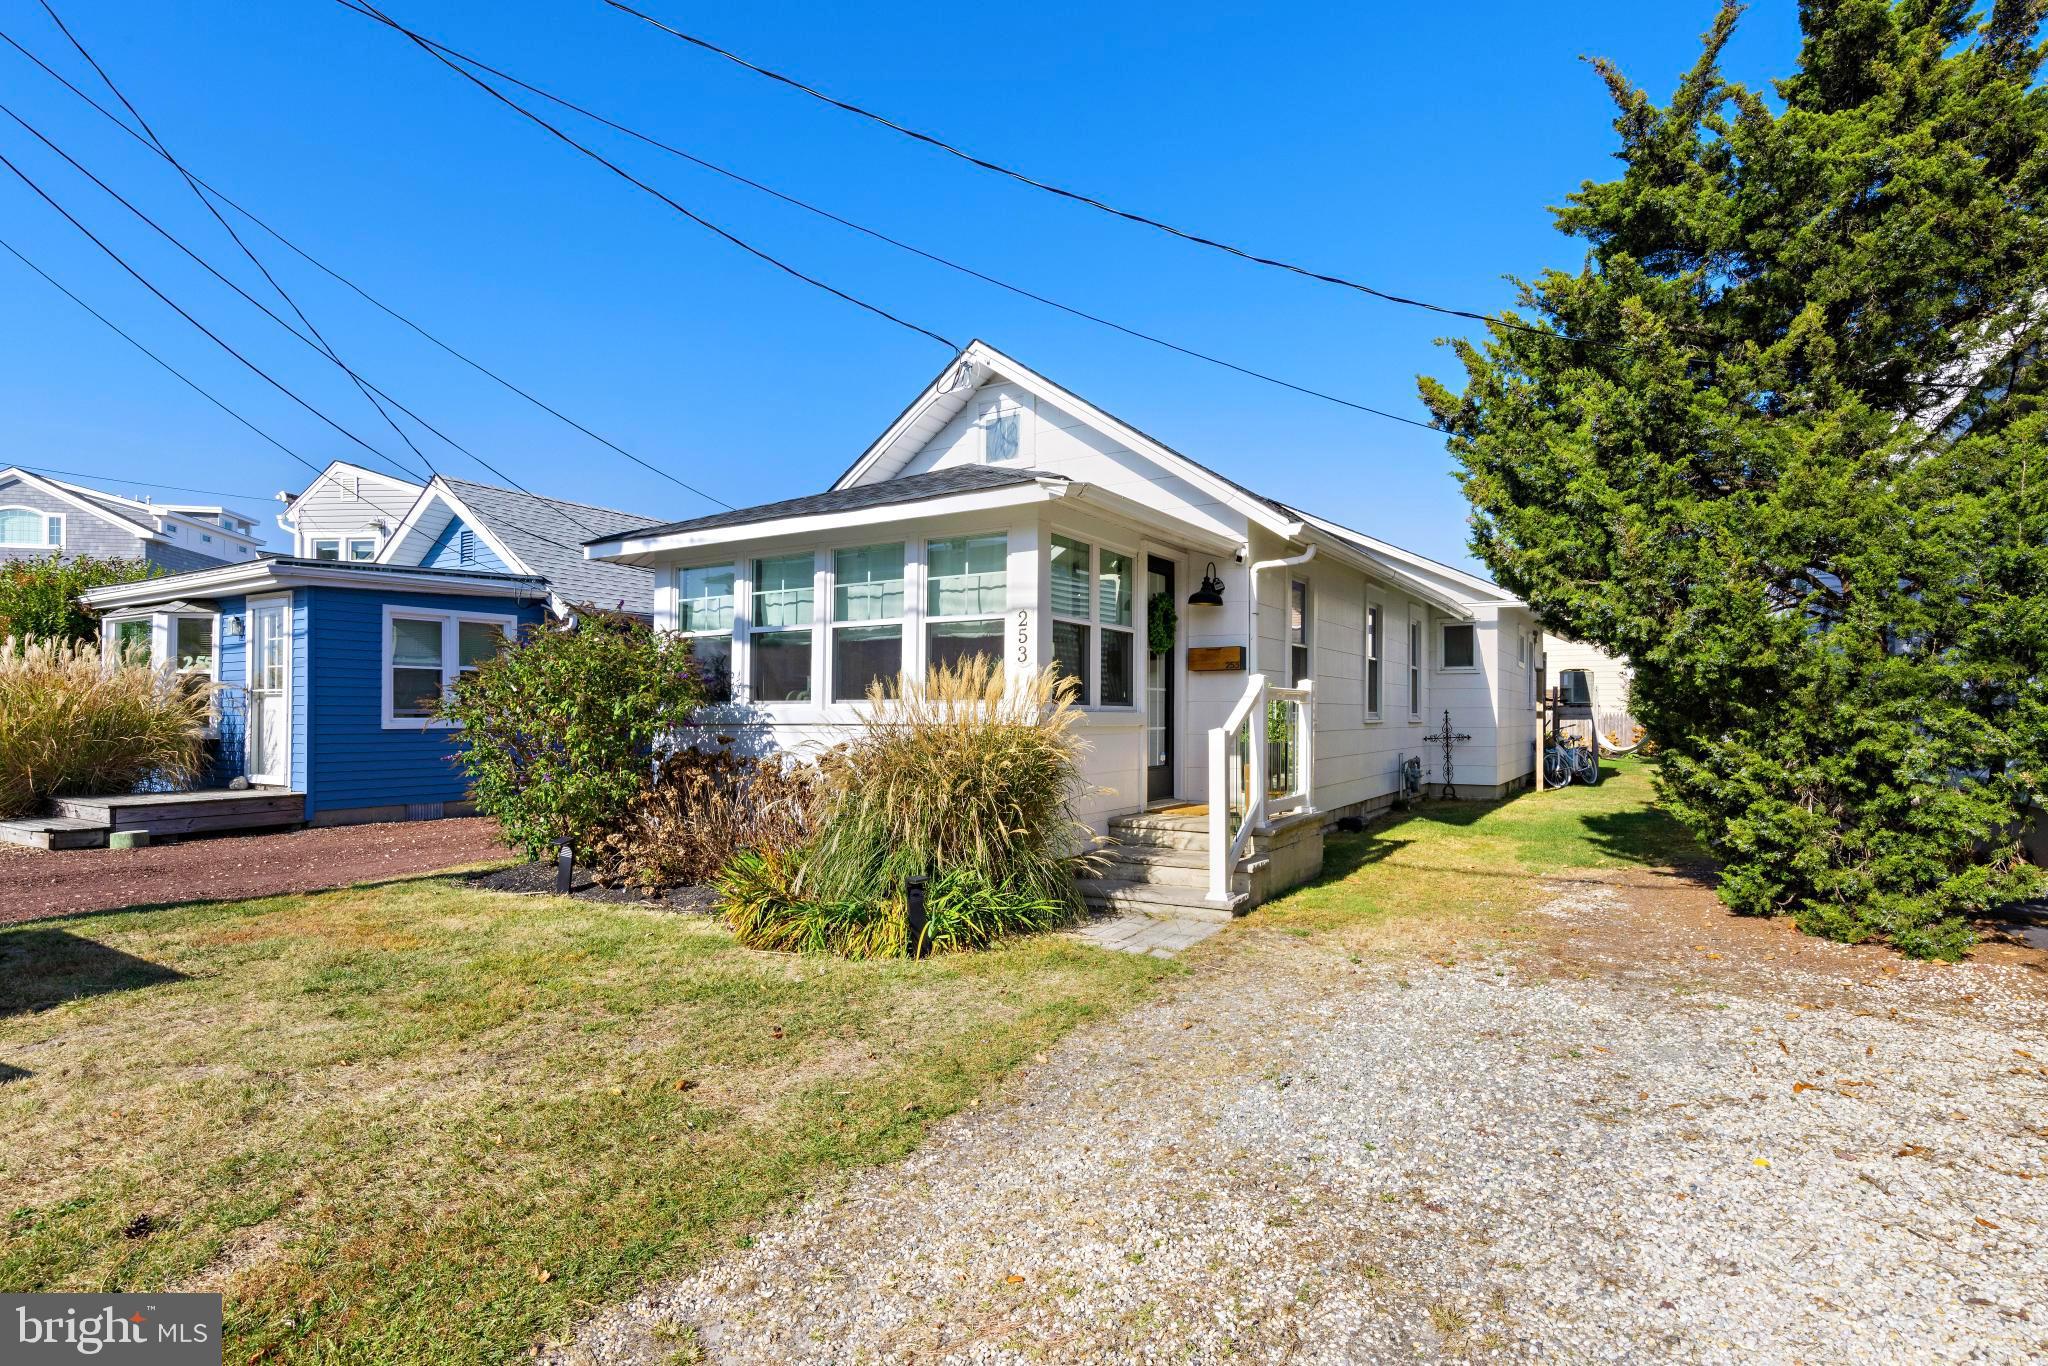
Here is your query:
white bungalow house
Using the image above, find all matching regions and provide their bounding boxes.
[586,342,1543,913]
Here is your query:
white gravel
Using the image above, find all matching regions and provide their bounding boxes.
[557,889,2048,1363]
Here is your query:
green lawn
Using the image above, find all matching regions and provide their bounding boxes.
[1256,756,1704,950]
[0,877,1170,1362]
[0,761,1699,1362]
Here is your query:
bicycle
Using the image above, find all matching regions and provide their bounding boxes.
[1544,733,1601,787]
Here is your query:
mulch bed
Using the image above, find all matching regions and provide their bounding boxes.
[466,861,716,913]
[0,817,513,927]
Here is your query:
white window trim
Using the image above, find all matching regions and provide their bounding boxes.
[1364,596,1385,723]
[311,537,342,561]
[1439,621,1481,674]
[922,530,1009,692]
[1093,539,1138,711]
[380,605,517,730]
[671,560,739,702]
[745,550,821,706]
[1408,610,1425,722]
[828,541,908,704]
[1287,578,1311,690]
[0,505,62,548]
[346,536,378,562]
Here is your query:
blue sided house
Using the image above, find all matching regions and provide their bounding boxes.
[81,558,551,826]
[77,467,661,828]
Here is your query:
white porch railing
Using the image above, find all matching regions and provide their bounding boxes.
[1206,675,1315,903]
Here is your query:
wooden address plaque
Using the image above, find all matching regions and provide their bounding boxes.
[1187,646,1246,673]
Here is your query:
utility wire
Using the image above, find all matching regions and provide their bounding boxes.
[594,0,1565,342]
[0,25,731,511]
[1,232,328,479]
[339,0,956,350]
[23,462,273,503]
[33,0,442,483]
[325,5,1439,432]
[0,148,428,475]
[4,231,605,564]
[0,103,623,548]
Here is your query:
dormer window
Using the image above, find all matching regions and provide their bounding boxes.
[981,400,1020,462]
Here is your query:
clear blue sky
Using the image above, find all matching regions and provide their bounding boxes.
[0,1,1803,568]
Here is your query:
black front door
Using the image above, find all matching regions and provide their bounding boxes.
[1146,556,1176,802]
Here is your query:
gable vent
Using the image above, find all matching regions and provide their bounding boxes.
[458,527,477,566]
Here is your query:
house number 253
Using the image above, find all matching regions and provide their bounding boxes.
[1015,609,1030,665]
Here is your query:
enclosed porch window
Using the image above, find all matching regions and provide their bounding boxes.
[926,533,1007,674]
[832,543,904,701]
[751,553,815,702]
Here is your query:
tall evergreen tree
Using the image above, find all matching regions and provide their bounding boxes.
[1421,0,2048,957]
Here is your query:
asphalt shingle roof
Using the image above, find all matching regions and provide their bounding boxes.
[594,465,1064,543]
[440,477,656,614]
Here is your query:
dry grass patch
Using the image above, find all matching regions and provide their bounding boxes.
[0,876,1169,1362]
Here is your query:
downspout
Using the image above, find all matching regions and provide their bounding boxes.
[1245,544,1316,678]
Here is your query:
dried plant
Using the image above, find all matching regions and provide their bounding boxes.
[0,637,210,819]
[596,741,816,893]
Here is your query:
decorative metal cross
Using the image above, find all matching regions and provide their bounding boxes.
[1423,709,1473,799]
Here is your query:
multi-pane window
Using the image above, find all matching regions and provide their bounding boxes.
[389,619,445,718]
[1288,580,1310,686]
[751,553,815,702]
[348,537,377,561]
[832,543,904,701]
[676,564,735,702]
[0,508,46,546]
[926,533,1007,674]
[1049,534,1091,700]
[1366,603,1383,717]
[1442,622,1477,670]
[1098,547,1134,707]
[385,610,512,725]
[1409,617,1423,718]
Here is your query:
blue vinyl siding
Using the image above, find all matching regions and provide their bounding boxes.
[210,593,249,785]
[300,586,542,817]
[421,517,509,573]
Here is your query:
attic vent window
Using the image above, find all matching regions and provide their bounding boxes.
[982,401,1020,462]
[458,528,477,566]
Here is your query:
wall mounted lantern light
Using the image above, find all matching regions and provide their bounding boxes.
[1187,562,1226,608]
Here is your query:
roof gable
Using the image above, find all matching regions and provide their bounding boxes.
[0,467,158,540]
[832,341,1300,538]
[379,476,654,614]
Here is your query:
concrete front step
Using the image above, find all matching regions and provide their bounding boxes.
[1076,878,1247,920]
[1102,849,1266,892]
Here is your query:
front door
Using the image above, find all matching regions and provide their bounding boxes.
[245,596,290,786]
[1146,556,1176,802]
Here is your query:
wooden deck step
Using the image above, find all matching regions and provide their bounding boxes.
[49,790,304,837]
[0,815,108,850]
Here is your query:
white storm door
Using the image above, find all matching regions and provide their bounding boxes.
[245,596,291,786]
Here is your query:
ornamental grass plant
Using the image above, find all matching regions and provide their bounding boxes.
[0,638,209,819]
[719,658,1100,957]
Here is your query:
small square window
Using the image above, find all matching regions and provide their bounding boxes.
[312,538,341,561]
[1442,623,1476,670]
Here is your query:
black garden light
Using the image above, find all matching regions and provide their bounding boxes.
[1187,561,1226,608]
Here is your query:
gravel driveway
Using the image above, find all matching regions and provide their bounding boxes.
[561,878,2048,1363]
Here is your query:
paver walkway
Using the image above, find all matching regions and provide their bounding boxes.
[1068,909,1225,956]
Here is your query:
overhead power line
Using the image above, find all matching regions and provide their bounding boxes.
[1,95,619,547]
[33,0,443,483]
[0,23,731,512]
[325,5,1439,432]
[22,462,273,503]
[1,233,327,479]
[338,0,955,349]
[592,0,1566,342]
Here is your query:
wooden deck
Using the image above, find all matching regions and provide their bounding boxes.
[0,789,306,848]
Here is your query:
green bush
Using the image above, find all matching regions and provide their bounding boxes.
[0,638,209,818]
[0,557,158,648]
[720,853,1068,957]
[439,612,707,864]
[715,658,1100,958]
